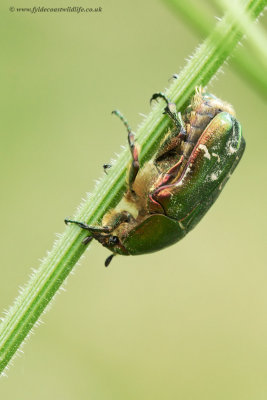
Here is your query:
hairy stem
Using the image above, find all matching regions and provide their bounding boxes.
[0,0,265,376]
[219,0,267,68]
[164,0,267,99]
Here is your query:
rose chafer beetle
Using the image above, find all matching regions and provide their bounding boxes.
[65,88,245,266]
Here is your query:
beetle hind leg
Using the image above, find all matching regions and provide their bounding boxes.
[112,110,140,192]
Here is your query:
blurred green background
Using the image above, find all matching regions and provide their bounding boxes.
[0,0,266,399]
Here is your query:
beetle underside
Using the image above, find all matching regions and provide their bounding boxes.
[65,87,245,266]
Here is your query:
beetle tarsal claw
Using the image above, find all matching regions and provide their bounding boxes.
[150,92,170,106]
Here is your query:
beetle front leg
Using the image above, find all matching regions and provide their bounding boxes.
[64,218,113,233]
[65,210,132,235]
[65,211,133,242]
[64,218,113,245]
[112,110,140,192]
[65,211,133,263]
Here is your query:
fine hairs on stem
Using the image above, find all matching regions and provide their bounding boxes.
[0,0,266,376]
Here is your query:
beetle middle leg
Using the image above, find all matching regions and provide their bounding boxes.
[150,92,186,138]
[112,110,140,193]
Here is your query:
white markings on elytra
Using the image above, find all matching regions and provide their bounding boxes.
[199,144,211,159]
[228,145,237,154]
[179,221,185,230]
[212,153,220,162]
[226,138,238,155]
[210,173,218,181]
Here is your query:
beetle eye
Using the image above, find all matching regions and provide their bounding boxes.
[109,236,119,245]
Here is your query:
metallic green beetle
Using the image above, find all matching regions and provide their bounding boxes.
[65,88,245,266]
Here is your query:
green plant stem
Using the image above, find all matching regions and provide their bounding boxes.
[219,0,267,68]
[164,0,267,99]
[0,0,265,376]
